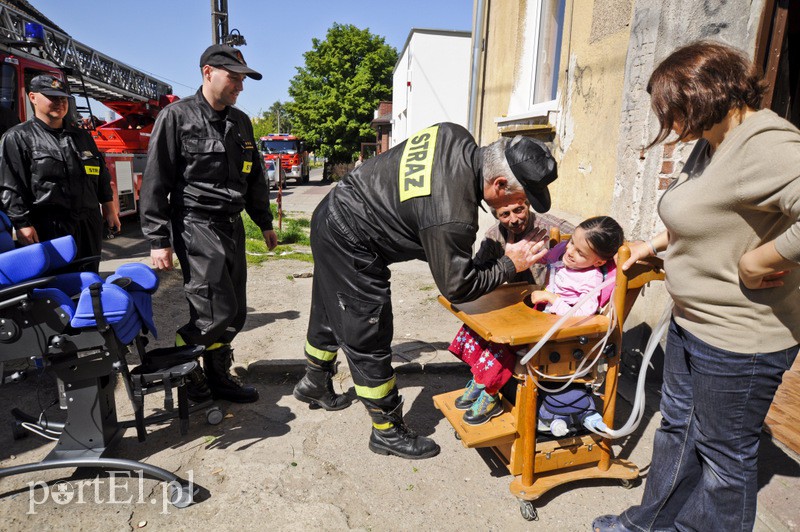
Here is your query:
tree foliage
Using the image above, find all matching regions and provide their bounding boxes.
[251,101,293,139]
[287,23,397,162]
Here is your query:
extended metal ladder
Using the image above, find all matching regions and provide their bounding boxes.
[0,1,172,103]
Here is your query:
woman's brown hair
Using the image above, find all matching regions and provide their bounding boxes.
[646,40,767,147]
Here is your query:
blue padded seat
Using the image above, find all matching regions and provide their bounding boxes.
[40,236,77,271]
[0,211,14,253]
[106,263,159,338]
[71,283,142,345]
[31,288,77,320]
[0,243,50,287]
[47,272,103,298]
[106,263,159,293]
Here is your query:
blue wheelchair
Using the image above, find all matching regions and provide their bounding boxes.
[0,213,220,508]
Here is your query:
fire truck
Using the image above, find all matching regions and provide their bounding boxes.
[0,1,175,216]
[260,133,310,184]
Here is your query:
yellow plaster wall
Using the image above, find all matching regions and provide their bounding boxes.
[550,0,634,218]
[474,0,525,145]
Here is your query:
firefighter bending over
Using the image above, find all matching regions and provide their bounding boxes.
[140,45,277,403]
[294,124,558,459]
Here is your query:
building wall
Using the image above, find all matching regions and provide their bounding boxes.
[612,0,767,239]
[392,30,471,146]
[550,0,635,218]
[474,0,526,146]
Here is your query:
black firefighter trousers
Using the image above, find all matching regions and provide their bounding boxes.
[172,212,247,347]
[305,195,400,418]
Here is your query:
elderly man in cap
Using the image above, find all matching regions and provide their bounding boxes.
[294,123,557,459]
[0,74,120,267]
[140,44,277,403]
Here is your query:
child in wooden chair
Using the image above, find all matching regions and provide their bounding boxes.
[449,216,624,425]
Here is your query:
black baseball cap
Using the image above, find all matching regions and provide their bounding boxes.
[199,44,262,80]
[505,137,558,213]
[30,74,69,97]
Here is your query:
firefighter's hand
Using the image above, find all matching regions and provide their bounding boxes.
[151,247,174,271]
[16,226,39,246]
[101,201,121,234]
[263,229,278,251]
[505,235,547,272]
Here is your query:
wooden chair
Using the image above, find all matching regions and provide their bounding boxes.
[432,231,664,520]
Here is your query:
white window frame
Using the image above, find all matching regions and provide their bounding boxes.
[498,0,566,125]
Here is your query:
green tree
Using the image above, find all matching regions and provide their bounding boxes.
[287,23,397,162]
[251,101,293,139]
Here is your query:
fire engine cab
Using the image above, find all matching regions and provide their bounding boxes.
[0,2,175,216]
[260,133,310,184]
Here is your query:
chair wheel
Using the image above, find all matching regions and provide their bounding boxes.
[454,430,461,440]
[168,483,197,508]
[206,407,224,425]
[620,478,637,489]
[519,500,538,521]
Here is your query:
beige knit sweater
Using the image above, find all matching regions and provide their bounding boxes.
[659,109,800,353]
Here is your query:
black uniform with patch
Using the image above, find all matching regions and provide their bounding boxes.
[139,88,272,346]
[307,122,517,414]
[0,117,113,264]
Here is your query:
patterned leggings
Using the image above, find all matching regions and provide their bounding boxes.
[448,324,518,395]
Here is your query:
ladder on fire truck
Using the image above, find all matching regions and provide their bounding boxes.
[0,0,172,104]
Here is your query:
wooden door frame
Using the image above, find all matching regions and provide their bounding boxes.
[755,0,790,109]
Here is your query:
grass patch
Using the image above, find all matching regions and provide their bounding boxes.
[241,210,313,264]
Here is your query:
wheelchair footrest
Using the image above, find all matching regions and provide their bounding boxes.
[138,345,204,372]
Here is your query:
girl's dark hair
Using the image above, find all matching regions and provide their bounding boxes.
[646,40,767,147]
[578,216,624,260]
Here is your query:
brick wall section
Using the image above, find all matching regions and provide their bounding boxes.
[657,142,678,190]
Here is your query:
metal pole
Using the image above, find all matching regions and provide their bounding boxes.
[211,0,229,45]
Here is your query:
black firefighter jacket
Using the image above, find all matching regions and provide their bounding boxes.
[139,88,273,249]
[0,117,113,228]
[329,122,517,304]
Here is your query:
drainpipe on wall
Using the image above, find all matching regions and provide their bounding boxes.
[467,0,486,137]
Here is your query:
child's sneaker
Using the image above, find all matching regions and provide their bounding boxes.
[463,390,503,425]
[454,379,482,410]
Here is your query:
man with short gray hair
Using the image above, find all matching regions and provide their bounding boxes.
[294,122,558,459]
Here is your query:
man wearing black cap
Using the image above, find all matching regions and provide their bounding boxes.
[0,74,120,267]
[140,45,277,404]
[294,123,557,459]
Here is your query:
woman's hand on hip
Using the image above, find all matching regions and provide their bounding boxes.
[739,240,797,290]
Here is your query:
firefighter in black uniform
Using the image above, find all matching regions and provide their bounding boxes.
[294,123,558,459]
[139,45,277,404]
[0,74,120,266]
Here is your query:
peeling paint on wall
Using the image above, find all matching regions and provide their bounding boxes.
[557,53,578,156]
[612,0,765,239]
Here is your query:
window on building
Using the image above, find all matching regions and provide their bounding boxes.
[532,0,565,105]
[504,0,567,120]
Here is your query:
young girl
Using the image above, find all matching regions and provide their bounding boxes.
[448,216,624,425]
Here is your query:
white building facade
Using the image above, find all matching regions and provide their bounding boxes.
[391,28,471,147]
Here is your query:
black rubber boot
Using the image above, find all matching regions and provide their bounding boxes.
[185,364,212,403]
[203,346,259,403]
[368,399,440,460]
[293,362,352,411]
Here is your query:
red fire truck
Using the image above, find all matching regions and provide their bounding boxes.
[0,2,175,216]
[260,133,310,184]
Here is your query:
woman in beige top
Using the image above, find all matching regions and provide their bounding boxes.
[594,41,800,532]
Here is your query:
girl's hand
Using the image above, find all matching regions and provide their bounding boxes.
[530,290,558,305]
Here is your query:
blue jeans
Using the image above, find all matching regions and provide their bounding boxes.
[620,319,798,532]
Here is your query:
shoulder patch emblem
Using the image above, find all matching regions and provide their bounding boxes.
[398,124,439,202]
